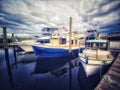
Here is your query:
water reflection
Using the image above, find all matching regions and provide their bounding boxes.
[33,57,80,90]
[1,47,104,90]
[7,66,14,88]
[77,61,110,90]
[50,65,68,78]
[0,48,15,90]
[33,52,78,74]
[52,60,77,75]
[0,47,81,90]
[34,57,79,76]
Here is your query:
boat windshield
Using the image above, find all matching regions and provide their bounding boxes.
[85,41,108,50]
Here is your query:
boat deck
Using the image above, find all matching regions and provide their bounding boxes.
[18,42,82,53]
[81,49,113,60]
[34,44,81,50]
[95,53,120,90]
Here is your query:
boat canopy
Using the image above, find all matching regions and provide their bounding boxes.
[86,40,107,44]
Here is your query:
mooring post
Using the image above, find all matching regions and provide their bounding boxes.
[12,32,17,68]
[3,26,11,70]
[3,26,14,87]
[69,17,72,90]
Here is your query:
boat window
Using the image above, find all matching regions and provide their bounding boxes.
[98,43,107,50]
[102,44,107,49]
[85,42,108,50]
[93,43,97,48]
[42,33,51,36]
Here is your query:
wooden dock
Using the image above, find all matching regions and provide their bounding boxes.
[95,53,120,90]
[18,45,34,52]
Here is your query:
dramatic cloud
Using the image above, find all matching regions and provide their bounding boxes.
[0,0,120,35]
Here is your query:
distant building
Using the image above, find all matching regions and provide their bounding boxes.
[107,32,120,51]
[107,32,120,41]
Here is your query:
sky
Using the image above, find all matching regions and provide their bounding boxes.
[0,0,120,35]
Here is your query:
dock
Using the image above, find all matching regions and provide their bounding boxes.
[95,53,120,90]
[16,40,35,53]
[18,45,34,52]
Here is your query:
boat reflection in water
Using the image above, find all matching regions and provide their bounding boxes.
[33,52,80,74]
[50,59,79,77]
[33,57,80,90]
[32,44,84,73]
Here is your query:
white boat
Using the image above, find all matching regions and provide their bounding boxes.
[79,39,114,76]
[78,40,114,90]
[78,30,114,90]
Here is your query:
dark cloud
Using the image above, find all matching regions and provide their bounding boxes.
[100,18,120,33]
[0,0,120,35]
[94,1,120,17]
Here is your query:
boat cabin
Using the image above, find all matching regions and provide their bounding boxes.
[85,40,109,50]
[85,30,98,40]
[79,39,113,65]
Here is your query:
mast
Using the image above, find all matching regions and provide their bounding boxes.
[69,17,72,53]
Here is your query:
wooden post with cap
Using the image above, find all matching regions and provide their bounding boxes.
[3,26,11,69]
[69,17,72,53]
[12,32,17,68]
[3,26,14,86]
[69,17,72,90]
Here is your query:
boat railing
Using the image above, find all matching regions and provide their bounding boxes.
[79,55,113,65]
[79,46,113,65]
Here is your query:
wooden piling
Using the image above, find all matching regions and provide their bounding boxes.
[12,32,17,68]
[69,17,72,53]
[69,17,72,90]
[3,26,10,69]
[3,26,14,87]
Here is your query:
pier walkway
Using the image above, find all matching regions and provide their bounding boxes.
[95,53,120,90]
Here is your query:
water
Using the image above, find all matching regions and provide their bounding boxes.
[0,47,109,90]
[0,47,81,90]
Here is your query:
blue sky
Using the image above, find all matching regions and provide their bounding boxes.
[0,0,120,35]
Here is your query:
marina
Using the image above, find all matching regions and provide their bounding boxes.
[0,0,120,90]
[0,25,120,90]
[0,46,119,90]
[0,47,80,90]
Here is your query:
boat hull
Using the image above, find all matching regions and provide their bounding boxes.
[32,45,84,58]
[78,59,111,90]
[32,45,84,73]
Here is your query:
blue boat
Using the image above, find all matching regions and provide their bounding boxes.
[32,17,85,73]
[32,45,84,73]
[32,45,68,57]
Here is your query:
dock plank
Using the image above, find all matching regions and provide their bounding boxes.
[95,53,120,90]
